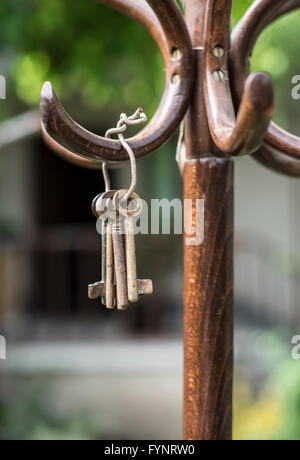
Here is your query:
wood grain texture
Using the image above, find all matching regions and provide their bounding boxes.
[185,0,219,158]
[183,157,233,440]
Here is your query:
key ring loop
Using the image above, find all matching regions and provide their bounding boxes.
[102,108,147,200]
[112,189,142,218]
[92,190,117,220]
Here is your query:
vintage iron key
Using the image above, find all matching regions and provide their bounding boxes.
[125,215,139,302]
[112,211,129,311]
[97,191,116,309]
[89,191,116,309]
[91,192,106,305]
[113,189,150,303]
[90,189,152,309]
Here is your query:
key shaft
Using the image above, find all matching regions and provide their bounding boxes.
[112,217,129,310]
[125,217,139,303]
[105,222,115,309]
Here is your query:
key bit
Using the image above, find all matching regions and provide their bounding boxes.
[88,280,152,300]
[88,281,105,300]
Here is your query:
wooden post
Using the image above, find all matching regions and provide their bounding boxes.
[183,159,233,440]
[183,0,233,440]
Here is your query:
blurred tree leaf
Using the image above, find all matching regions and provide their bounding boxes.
[0,0,164,122]
[0,0,299,137]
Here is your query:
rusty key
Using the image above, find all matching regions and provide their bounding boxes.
[114,190,143,303]
[112,213,129,311]
[89,190,116,308]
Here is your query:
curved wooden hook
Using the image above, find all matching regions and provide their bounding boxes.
[254,144,300,178]
[41,122,102,169]
[203,0,274,157]
[231,0,300,163]
[41,0,194,166]
[41,0,167,169]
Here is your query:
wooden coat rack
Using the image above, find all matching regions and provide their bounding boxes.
[40,0,300,441]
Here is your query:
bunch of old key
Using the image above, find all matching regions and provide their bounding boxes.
[88,188,153,310]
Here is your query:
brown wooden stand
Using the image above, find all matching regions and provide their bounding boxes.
[40,0,300,441]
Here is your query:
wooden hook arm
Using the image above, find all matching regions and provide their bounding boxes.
[40,0,194,165]
[231,0,300,161]
[203,0,274,157]
[253,144,300,178]
[41,123,103,169]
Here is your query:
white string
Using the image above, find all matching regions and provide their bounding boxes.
[104,108,147,202]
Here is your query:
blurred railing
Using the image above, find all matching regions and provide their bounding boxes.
[0,225,168,339]
[1,226,299,337]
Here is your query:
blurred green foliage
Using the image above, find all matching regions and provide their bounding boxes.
[250,10,300,135]
[2,331,300,440]
[234,331,300,440]
[0,0,165,122]
[232,1,300,134]
[0,383,113,440]
[0,0,299,136]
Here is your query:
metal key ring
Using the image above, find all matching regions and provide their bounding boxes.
[112,189,142,218]
[93,190,117,220]
[92,192,105,218]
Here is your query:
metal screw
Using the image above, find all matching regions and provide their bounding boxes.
[172,48,183,61]
[172,73,181,84]
[213,45,225,58]
[213,70,225,82]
